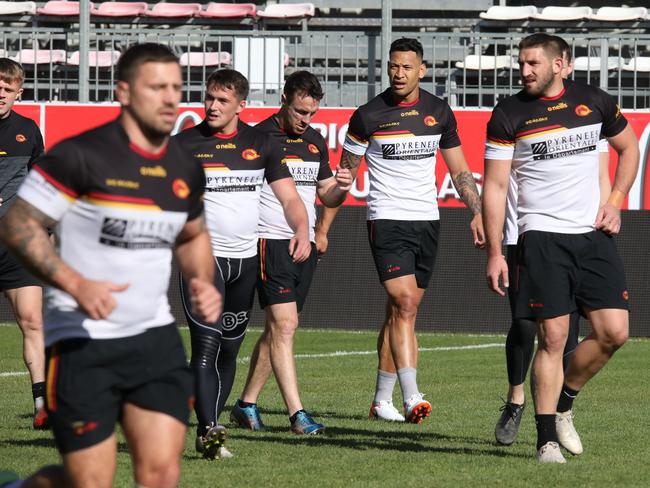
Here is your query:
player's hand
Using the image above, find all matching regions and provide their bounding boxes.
[471,213,486,249]
[315,230,329,260]
[289,231,312,263]
[334,165,353,192]
[190,278,222,323]
[594,203,621,235]
[486,254,509,296]
[72,279,129,320]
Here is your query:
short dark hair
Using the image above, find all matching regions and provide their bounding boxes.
[519,33,564,61]
[389,38,423,61]
[551,35,572,64]
[116,43,178,84]
[283,70,323,105]
[0,58,24,85]
[206,69,249,100]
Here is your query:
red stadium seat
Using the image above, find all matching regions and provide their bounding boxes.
[67,50,121,68]
[37,1,84,16]
[13,49,67,64]
[199,2,256,19]
[91,2,147,17]
[146,3,202,18]
[0,1,36,15]
[179,52,232,67]
[257,3,315,19]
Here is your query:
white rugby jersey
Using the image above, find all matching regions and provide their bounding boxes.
[175,121,290,258]
[256,115,332,242]
[502,138,611,245]
[343,88,461,221]
[17,120,205,345]
[486,80,627,235]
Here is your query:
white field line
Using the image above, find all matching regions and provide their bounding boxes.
[0,342,503,378]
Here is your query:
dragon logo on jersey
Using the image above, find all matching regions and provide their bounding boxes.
[15,134,26,143]
[308,143,319,154]
[172,178,190,199]
[242,148,260,160]
[423,116,437,127]
[575,104,592,117]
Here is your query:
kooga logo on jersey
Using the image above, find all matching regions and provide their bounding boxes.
[99,218,178,249]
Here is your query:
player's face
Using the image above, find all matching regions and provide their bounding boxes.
[204,84,245,132]
[282,93,319,136]
[388,50,425,102]
[0,78,23,119]
[519,47,562,97]
[119,61,182,137]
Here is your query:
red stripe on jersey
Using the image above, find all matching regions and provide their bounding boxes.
[46,345,60,412]
[86,192,156,205]
[515,124,563,138]
[128,142,168,160]
[398,98,420,107]
[33,166,79,198]
[487,136,515,145]
[214,129,238,139]
[540,88,566,101]
[203,163,226,168]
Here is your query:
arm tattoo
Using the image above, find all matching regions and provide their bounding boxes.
[452,171,482,215]
[0,199,61,284]
[340,150,362,171]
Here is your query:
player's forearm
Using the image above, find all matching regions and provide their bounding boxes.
[175,229,214,283]
[608,146,640,208]
[0,199,81,293]
[282,196,310,237]
[451,170,482,216]
[599,153,612,206]
[318,184,346,208]
[482,184,508,258]
[339,150,362,171]
[315,205,341,236]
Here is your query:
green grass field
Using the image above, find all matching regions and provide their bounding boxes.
[1,325,649,487]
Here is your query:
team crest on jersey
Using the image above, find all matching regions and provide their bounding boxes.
[575,104,592,117]
[308,143,319,154]
[15,134,26,143]
[172,178,190,199]
[242,148,260,160]
[423,115,437,127]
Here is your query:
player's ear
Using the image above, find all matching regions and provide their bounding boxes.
[419,61,426,80]
[237,98,247,114]
[281,93,287,106]
[115,80,130,106]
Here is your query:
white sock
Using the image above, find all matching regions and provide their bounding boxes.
[397,367,418,402]
[373,370,397,403]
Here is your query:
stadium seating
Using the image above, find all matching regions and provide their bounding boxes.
[0,1,36,15]
[572,56,624,72]
[479,6,536,21]
[534,6,592,21]
[622,57,650,72]
[146,3,202,18]
[67,50,120,67]
[455,55,515,70]
[37,1,83,16]
[179,51,232,67]
[13,49,66,64]
[91,2,148,17]
[590,7,647,22]
[199,3,256,18]
[257,3,315,19]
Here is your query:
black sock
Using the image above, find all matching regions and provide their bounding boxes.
[535,414,558,449]
[556,385,580,413]
[31,382,45,401]
[238,400,256,408]
[289,409,305,424]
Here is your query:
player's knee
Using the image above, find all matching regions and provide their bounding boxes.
[269,317,298,341]
[389,295,419,321]
[136,460,180,488]
[538,331,567,354]
[602,325,628,350]
[16,310,43,333]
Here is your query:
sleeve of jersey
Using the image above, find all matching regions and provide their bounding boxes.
[599,89,627,138]
[263,137,292,183]
[439,103,461,149]
[342,109,369,156]
[187,166,205,221]
[316,138,333,180]
[484,107,516,160]
[28,124,45,170]
[17,142,84,221]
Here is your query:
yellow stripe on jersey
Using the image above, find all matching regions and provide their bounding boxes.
[486,138,515,147]
[372,133,414,139]
[82,196,162,212]
[346,132,367,145]
[517,127,566,140]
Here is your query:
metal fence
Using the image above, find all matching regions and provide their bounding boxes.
[2,27,649,108]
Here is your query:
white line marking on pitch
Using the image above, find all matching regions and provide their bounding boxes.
[0,343,503,377]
